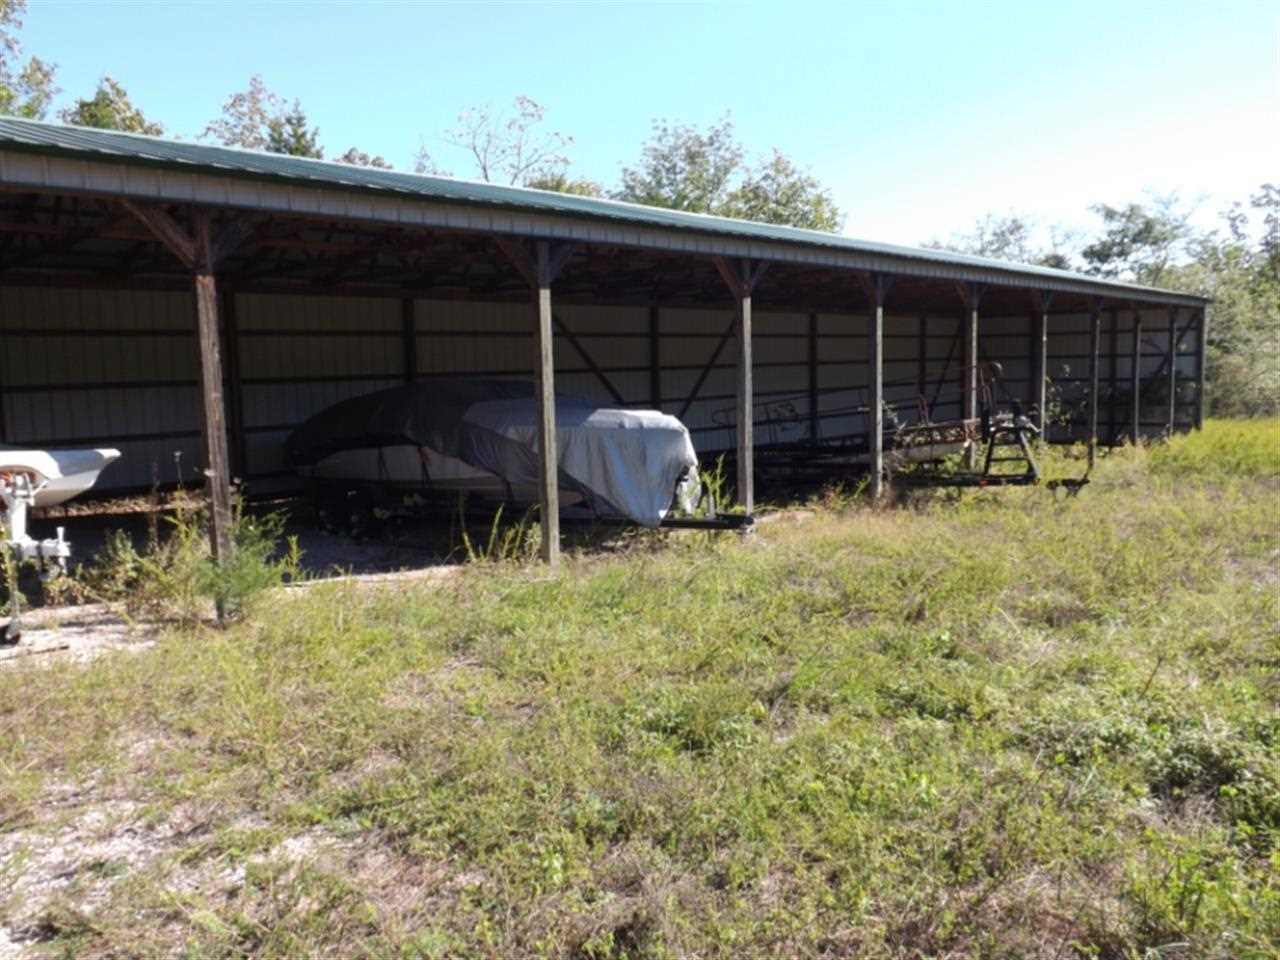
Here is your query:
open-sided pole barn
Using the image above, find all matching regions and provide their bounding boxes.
[0,120,1210,565]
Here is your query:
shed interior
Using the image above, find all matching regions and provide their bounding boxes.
[0,193,1203,501]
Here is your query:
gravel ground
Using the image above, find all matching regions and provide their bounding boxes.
[0,604,158,670]
[284,521,458,577]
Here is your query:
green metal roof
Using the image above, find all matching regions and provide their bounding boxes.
[0,116,1207,304]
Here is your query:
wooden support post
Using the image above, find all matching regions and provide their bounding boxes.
[219,287,247,480]
[649,305,661,409]
[192,216,234,593]
[960,284,981,469]
[736,286,754,514]
[1026,312,1037,416]
[0,276,10,441]
[1031,291,1051,439]
[401,297,417,383]
[1131,308,1143,444]
[866,275,890,501]
[808,312,820,441]
[1107,308,1119,446]
[0,324,6,444]
[491,235,576,565]
[1195,305,1208,430]
[120,201,257,613]
[534,243,559,564]
[1088,300,1102,470]
[712,256,768,516]
[916,314,928,418]
[1167,306,1178,436]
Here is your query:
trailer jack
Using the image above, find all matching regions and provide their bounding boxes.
[2,472,71,644]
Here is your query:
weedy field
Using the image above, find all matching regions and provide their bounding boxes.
[1,420,1277,958]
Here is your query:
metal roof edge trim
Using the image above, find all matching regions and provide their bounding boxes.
[0,122,1211,308]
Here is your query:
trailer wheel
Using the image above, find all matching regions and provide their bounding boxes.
[316,486,386,538]
[315,487,354,533]
[347,491,385,539]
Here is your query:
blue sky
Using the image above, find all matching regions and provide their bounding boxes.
[22,0,1279,247]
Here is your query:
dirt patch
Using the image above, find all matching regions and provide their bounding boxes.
[0,604,159,670]
[1225,547,1280,589]
[289,561,463,590]
[0,778,480,958]
[1,790,149,953]
[382,658,486,711]
[754,509,816,526]
[2,556,464,670]
[1016,590,1098,629]
[2,774,343,956]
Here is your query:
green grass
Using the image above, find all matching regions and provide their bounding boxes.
[1151,417,1280,479]
[2,421,1278,958]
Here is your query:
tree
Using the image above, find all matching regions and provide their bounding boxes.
[936,191,1277,417]
[412,152,450,177]
[938,213,1037,262]
[616,116,742,214]
[928,213,1078,269]
[204,76,323,158]
[0,0,56,120]
[1069,191,1277,417]
[721,150,842,231]
[335,147,392,170]
[1038,226,1081,271]
[59,76,162,135]
[203,75,275,150]
[615,116,842,230]
[1080,193,1192,284]
[523,171,604,197]
[1250,182,1279,280]
[1169,194,1280,417]
[416,96,571,185]
[265,104,321,159]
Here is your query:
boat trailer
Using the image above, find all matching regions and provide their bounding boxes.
[1,448,120,643]
[1,471,71,643]
[889,409,1042,488]
[889,362,1089,493]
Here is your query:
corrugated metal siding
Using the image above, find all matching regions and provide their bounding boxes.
[1043,311,1097,441]
[1038,307,1201,443]
[0,286,203,490]
[238,294,401,486]
[659,308,739,451]
[661,310,980,452]
[0,285,1204,499]
[417,299,534,376]
[554,304,650,404]
[815,312,869,442]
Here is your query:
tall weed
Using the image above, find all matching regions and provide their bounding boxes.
[1152,417,1280,479]
[76,494,300,623]
[459,502,539,564]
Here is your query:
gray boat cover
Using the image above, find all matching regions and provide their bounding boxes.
[286,380,699,527]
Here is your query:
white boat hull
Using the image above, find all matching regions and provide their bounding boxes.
[0,448,122,508]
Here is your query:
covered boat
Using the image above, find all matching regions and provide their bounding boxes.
[286,380,701,528]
